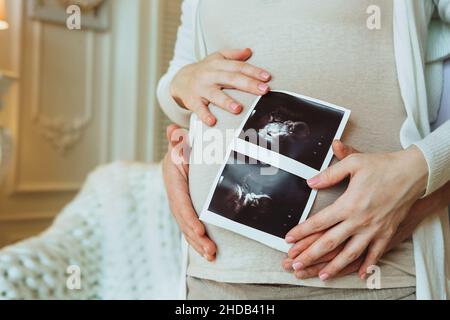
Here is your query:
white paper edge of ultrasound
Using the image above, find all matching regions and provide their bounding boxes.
[201,187,316,253]
[201,211,292,252]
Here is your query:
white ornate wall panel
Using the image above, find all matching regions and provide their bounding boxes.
[0,0,183,248]
[16,22,110,193]
[0,0,114,247]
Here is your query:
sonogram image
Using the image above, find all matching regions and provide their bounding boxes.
[239,91,345,170]
[208,151,312,238]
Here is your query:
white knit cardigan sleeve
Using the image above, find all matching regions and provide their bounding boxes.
[156,0,198,128]
[415,0,450,196]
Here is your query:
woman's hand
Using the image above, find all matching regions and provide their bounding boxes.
[282,142,450,281]
[162,124,217,261]
[285,143,429,281]
[170,48,272,126]
[283,180,450,280]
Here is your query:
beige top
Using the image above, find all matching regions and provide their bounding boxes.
[187,0,416,288]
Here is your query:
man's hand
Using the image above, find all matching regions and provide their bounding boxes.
[162,124,217,261]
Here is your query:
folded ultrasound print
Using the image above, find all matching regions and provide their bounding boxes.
[200,90,351,252]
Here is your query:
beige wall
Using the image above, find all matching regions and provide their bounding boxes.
[0,0,181,248]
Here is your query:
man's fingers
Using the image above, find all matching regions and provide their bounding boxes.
[318,234,371,281]
[282,258,294,272]
[337,257,365,278]
[294,263,328,280]
[307,155,357,189]
[218,48,253,61]
[358,239,389,279]
[167,127,191,169]
[206,89,243,114]
[184,234,216,261]
[166,124,181,143]
[286,202,344,243]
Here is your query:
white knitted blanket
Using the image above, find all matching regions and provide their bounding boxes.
[0,162,182,300]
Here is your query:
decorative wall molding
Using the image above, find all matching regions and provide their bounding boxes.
[30,23,94,154]
[28,0,111,31]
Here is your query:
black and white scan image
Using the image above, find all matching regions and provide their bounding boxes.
[240,91,346,170]
[208,151,312,238]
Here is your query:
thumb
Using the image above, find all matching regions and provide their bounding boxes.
[307,159,352,189]
[220,48,253,61]
[332,140,360,161]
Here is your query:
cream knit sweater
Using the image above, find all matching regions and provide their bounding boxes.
[158,0,450,299]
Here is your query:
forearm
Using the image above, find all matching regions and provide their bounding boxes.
[385,181,449,252]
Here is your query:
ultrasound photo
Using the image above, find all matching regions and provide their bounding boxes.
[201,90,350,252]
[207,151,312,239]
[239,91,346,170]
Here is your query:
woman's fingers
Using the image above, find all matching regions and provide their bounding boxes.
[286,201,344,243]
[206,89,243,114]
[318,234,372,281]
[307,155,358,189]
[218,48,253,61]
[191,101,217,126]
[219,60,271,82]
[285,251,363,280]
[358,238,389,279]
[287,232,324,259]
[332,140,360,161]
[290,221,355,271]
[216,71,270,96]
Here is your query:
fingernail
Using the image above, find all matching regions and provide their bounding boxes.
[204,247,209,255]
[319,273,330,281]
[292,262,304,271]
[230,102,242,113]
[258,83,269,93]
[285,236,295,243]
[307,176,320,187]
[260,71,271,80]
[203,254,209,260]
[207,116,216,126]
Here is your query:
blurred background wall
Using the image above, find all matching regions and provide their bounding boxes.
[0,0,181,247]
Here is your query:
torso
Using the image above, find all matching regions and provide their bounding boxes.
[188,0,415,288]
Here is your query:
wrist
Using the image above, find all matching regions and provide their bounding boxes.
[402,146,429,198]
[169,71,189,110]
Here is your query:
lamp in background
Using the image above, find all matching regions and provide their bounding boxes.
[0,0,9,30]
